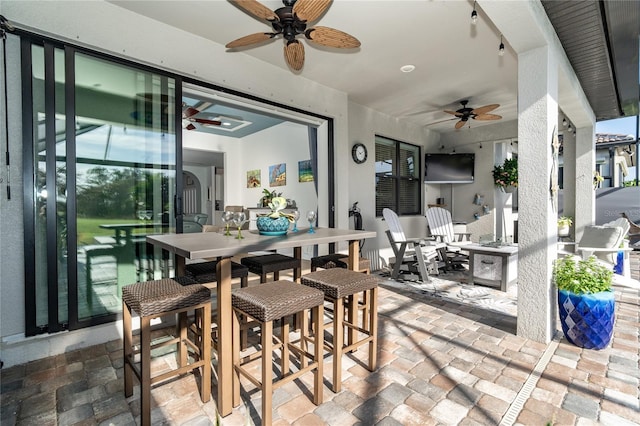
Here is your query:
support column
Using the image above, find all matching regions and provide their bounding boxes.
[516,46,558,342]
[561,128,576,240]
[574,125,596,240]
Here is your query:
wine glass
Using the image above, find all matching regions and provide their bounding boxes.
[221,211,234,236]
[233,211,247,239]
[291,210,300,232]
[307,210,316,234]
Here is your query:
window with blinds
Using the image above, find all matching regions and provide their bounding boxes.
[375,135,421,217]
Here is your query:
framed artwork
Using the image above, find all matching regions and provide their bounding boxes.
[298,160,314,182]
[246,169,261,188]
[269,163,286,187]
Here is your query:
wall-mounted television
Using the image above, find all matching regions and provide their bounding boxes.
[424,153,475,184]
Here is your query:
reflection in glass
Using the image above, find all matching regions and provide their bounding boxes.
[73,53,176,321]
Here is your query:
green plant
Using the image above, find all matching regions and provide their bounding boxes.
[492,157,518,190]
[557,216,573,227]
[553,255,613,294]
[259,189,282,207]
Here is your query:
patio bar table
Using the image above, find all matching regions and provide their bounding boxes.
[146,227,376,416]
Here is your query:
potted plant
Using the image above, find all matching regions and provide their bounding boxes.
[557,216,573,237]
[256,196,296,235]
[492,157,518,192]
[553,255,615,349]
[259,189,281,208]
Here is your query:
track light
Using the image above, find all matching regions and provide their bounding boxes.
[562,118,567,126]
[498,35,505,56]
[471,1,478,25]
[479,142,483,149]
[567,124,572,132]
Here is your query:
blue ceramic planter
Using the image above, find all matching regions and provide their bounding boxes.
[256,216,290,235]
[558,289,615,350]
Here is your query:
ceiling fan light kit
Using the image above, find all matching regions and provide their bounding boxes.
[226,0,360,71]
[471,1,478,24]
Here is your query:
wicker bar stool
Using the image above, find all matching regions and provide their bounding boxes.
[185,260,250,349]
[122,278,212,426]
[309,254,373,333]
[240,253,301,283]
[310,253,371,274]
[301,268,379,393]
[231,280,324,425]
[185,260,249,287]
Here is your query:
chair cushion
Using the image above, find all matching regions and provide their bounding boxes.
[580,225,622,264]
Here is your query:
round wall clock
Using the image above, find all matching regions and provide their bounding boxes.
[352,143,368,164]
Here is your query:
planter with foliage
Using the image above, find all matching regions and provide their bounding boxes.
[553,255,615,349]
[256,196,295,235]
[557,216,573,237]
[492,157,518,192]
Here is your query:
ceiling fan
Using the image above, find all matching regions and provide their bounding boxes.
[182,104,221,131]
[443,100,502,130]
[225,0,360,71]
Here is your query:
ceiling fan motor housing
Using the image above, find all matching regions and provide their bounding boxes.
[273,7,307,41]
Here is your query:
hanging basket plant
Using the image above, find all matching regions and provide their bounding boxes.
[493,157,518,191]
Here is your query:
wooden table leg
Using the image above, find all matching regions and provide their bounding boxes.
[348,239,360,271]
[293,246,302,282]
[216,258,233,416]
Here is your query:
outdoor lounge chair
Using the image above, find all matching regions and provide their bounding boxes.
[425,207,470,269]
[558,218,633,277]
[382,208,443,282]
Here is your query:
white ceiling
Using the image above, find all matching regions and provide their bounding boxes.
[109,0,518,134]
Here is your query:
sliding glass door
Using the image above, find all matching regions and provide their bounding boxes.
[23,39,179,334]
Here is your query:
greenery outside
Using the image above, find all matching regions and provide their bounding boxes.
[553,255,613,294]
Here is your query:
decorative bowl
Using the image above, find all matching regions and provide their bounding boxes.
[256,216,289,235]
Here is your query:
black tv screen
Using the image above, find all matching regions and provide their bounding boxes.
[424,153,475,183]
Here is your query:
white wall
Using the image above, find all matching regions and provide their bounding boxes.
[347,102,440,265]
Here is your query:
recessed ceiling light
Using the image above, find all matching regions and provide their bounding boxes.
[400,65,415,73]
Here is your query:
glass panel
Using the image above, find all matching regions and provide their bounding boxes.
[74,53,176,320]
[32,44,48,328]
[55,48,68,324]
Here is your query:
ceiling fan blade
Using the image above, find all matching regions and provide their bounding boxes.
[425,118,457,126]
[226,32,275,48]
[443,110,463,117]
[182,107,200,119]
[190,118,222,126]
[284,41,305,71]
[305,26,360,48]
[293,0,331,23]
[455,120,466,130]
[230,0,278,21]
[471,104,499,115]
[474,114,502,121]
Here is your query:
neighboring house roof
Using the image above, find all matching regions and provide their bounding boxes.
[596,133,636,145]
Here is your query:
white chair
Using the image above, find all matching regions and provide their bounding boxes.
[558,218,632,277]
[425,207,471,269]
[382,208,442,282]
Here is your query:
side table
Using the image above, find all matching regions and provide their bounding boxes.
[466,243,518,292]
